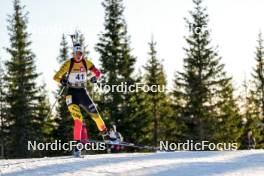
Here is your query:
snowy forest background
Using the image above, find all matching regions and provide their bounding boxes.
[0,0,263,158]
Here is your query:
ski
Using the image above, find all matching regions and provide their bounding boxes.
[86,139,159,151]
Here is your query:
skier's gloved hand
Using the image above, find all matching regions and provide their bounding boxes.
[60,78,68,86]
[90,76,97,83]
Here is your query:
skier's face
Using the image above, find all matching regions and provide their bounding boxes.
[74,51,82,61]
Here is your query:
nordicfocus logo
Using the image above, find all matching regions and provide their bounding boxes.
[160,140,238,151]
[93,82,165,93]
[187,24,211,36]
[27,140,106,151]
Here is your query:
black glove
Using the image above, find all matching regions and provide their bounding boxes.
[60,78,68,86]
[90,76,97,83]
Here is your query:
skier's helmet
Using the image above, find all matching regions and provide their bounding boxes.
[73,43,83,53]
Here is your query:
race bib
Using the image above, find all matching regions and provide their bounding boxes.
[68,72,87,84]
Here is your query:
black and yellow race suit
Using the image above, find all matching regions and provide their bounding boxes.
[53,58,106,141]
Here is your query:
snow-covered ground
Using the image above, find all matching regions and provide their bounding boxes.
[0,150,263,176]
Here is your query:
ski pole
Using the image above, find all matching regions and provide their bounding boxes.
[87,139,159,151]
[45,86,66,121]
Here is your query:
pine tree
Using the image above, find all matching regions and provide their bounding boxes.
[4,0,41,158]
[239,77,259,148]
[95,0,136,141]
[173,0,235,142]
[252,32,264,120]
[143,38,172,146]
[118,24,137,142]
[241,32,264,148]
[37,83,52,138]
[213,81,243,146]
[170,74,189,142]
[33,83,52,157]
[0,58,7,158]
[126,73,152,145]
[53,34,72,147]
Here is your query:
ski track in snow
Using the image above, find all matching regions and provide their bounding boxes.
[0,150,263,176]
